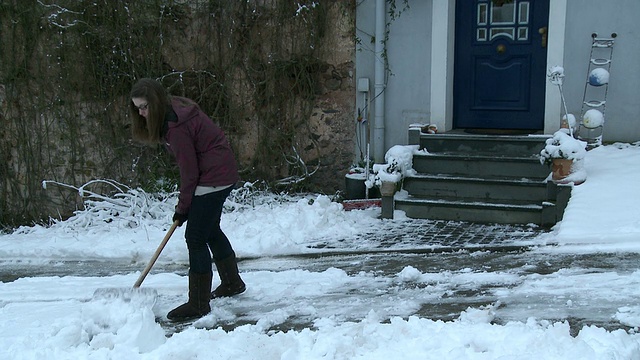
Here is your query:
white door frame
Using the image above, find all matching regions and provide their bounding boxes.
[430,0,567,134]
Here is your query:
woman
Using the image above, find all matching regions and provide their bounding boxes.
[130,78,246,321]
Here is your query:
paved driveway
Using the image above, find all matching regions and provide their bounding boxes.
[3,220,638,336]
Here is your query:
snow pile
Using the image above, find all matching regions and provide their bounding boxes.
[551,142,640,246]
[80,295,166,353]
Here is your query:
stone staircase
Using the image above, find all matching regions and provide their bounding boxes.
[392,130,571,227]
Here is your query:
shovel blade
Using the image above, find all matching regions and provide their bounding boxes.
[92,287,158,306]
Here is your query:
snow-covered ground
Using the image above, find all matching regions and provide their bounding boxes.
[1,143,640,359]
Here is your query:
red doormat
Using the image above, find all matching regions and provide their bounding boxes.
[342,198,382,211]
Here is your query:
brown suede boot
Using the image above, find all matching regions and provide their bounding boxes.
[211,252,246,299]
[167,272,212,321]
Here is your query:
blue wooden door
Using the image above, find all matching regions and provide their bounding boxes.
[453,0,550,130]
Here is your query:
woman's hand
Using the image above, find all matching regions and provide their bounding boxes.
[172,212,188,226]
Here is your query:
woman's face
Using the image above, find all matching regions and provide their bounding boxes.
[132,97,149,118]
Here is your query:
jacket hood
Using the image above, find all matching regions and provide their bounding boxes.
[162,97,200,137]
[168,97,200,127]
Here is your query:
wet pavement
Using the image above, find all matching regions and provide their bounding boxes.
[235,249,640,336]
[2,219,639,337]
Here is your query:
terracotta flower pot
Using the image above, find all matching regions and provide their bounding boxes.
[551,158,574,183]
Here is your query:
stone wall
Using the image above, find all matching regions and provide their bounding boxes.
[0,1,356,227]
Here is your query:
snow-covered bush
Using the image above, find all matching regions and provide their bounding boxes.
[38,179,300,230]
[41,179,178,229]
[539,129,587,166]
[366,145,424,189]
[224,181,301,212]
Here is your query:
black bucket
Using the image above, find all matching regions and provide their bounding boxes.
[345,174,380,200]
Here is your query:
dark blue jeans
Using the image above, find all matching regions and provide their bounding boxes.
[184,186,234,274]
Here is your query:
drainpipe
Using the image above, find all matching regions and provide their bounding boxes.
[373,0,386,163]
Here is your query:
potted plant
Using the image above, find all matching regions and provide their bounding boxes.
[539,128,588,184]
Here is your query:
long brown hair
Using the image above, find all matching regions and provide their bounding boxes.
[129,78,171,145]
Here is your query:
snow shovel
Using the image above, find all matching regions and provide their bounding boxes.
[92,220,179,303]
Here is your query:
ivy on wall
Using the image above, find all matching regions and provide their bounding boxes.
[0,0,354,228]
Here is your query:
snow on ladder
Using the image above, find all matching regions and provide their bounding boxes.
[577,32,617,149]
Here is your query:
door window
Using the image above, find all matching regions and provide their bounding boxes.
[476,0,530,41]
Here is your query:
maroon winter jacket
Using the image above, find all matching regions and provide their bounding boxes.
[164,97,239,215]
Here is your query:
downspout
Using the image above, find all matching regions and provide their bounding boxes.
[373,0,386,163]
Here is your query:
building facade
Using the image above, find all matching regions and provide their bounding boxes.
[355,0,639,162]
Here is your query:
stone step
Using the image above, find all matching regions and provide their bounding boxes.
[393,130,570,226]
[412,153,550,180]
[412,132,550,157]
[402,174,554,203]
[394,195,558,226]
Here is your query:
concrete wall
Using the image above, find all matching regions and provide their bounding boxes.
[385,1,433,146]
[355,0,433,162]
[562,0,640,143]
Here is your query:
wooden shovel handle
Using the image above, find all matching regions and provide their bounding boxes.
[133,220,180,288]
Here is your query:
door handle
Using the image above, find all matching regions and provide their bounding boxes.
[538,26,548,48]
